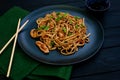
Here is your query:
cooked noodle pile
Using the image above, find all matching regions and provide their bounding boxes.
[30,12,90,55]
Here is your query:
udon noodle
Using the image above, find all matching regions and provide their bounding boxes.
[30,12,90,55]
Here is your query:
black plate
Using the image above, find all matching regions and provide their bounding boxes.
[18,5,104,65]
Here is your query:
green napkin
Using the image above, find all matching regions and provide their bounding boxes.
[0,7,72,80]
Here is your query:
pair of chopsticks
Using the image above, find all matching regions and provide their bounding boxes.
[0,18,29,77]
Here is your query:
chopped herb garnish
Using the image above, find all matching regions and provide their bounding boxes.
[58,15,63,18]
[56,12,67,21]
[56,12,61,15]
[63,13,68,17]
[50,15,53,18]
[37,26,44,30]
[62,27,67,33]
[55,16,63,22]
[37,25,49,30]
[69,20,73,24]
[80,24,85,27]
[44,26,49,30]
[75,24,79,29]
[68,32,72,36]
[55,17,61,22]
[50,41,55,47]
[74,16,80,19]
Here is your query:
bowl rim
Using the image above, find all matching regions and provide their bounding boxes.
[85,0,111,12]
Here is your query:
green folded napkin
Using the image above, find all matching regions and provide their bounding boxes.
[0,7,72,80]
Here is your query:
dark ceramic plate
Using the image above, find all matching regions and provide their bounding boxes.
[18,5,104,65]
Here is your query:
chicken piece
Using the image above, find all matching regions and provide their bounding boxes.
[35,41,49,53]
[58,32,65,38]
[30,29,38,38]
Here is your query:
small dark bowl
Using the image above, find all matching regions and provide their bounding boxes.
[85,0,110,12]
